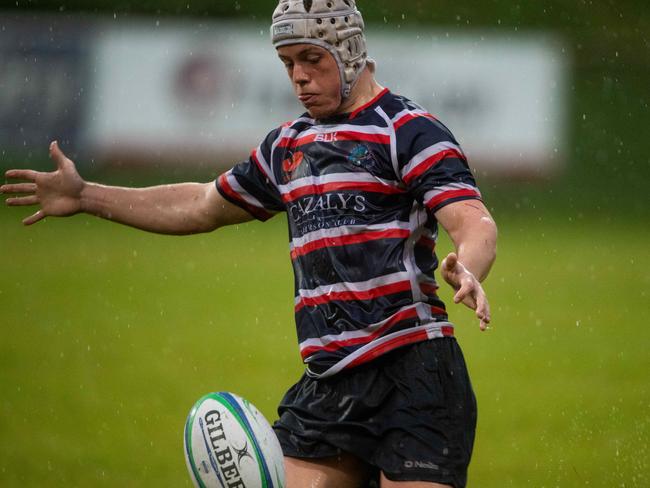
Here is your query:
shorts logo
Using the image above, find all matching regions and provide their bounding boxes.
[404,460,440,470]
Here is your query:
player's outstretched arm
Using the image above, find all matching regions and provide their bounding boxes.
[435,200,497,330]
[1,141,253,234]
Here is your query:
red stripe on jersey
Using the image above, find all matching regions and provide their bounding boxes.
[403,149,465,185]
[278,131,390,150]
[295,280,412,312]
[425,188,481,210]
[345,326,454,370]
[394,112,437,131]
[218,174,272,221]
[431,305,447,316]
[441,325,454,336]
[416,236,436,251]
[291,228,410,259]
[350,88,389,119]
[345,329,430,369]
[281,181,404,203]
[338,131,390,144]
[419,283,441,297]
[299,307,419,359]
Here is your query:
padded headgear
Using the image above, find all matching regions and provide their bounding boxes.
[271,0,368,100]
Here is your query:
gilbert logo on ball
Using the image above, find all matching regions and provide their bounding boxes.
[184,392,285,488]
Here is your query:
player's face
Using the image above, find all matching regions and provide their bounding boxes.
[277,44,341,119]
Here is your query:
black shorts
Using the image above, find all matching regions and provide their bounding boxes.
[273,338,477,488]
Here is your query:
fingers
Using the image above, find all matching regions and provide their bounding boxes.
[1,183,37,194]
[3,141,67,183]
[6,195,39,206]
[451,275,492,331]
[453,278,476,306]
[50,140,64,169]
[49,140,66,169]
[2,183,39,207]
[453,284,466,304]
[23,210,46,226]
[475,292,491,331]
[479,317,490,331]
[442,252,458,271]
[4,169,42,182]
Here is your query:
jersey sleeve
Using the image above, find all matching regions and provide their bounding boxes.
[216,128,285,221]
[395,114,482,214]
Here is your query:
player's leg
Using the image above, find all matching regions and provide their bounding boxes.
[285,453,372,488]
[379,473,452,488]
[275,368,378,487]
[373,339,477,488]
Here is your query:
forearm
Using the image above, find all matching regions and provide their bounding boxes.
[81,182,218,235]
[454,222,497,282]
[436,200,497,282]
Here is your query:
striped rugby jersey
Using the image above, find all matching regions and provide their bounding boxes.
[217,88,482,378]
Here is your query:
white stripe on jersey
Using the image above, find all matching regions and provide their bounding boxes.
[298,303,421,352]
[391,108,434,125]
[277,172,402,195]
[290,220,411,250]
[305,321,454,378]
[290,116,317,126]
[295,271,411,302]
[252,144,276,186]
[278,126,300,140]
[403,203,429,318]
[401,141,464,181]
[291,123,392,137]
[224,171,272,211]
[375,106,401,187]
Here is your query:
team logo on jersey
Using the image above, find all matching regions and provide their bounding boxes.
[282,151,305,182]
[348,144,374,167]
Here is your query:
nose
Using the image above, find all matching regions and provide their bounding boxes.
[292,62,309,86]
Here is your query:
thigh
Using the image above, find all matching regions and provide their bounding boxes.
[285,453,372,488]
[375,339,476,488]
[380,472,452,488]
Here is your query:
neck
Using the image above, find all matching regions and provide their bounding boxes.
[335,69,384,115]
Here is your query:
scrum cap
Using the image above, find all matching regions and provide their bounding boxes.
[271,0,368,100]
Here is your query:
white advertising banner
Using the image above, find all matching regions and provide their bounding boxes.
[82,20,568,176]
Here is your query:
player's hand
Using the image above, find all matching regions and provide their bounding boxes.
[1,141,85,225]
[441,252,491,331]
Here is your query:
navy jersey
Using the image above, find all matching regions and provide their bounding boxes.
[217,89,482,378]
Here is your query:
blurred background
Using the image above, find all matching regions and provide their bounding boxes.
[1,1,648,486]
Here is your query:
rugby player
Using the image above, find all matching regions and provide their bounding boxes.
[2,1,497,486]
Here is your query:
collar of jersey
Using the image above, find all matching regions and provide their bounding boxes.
[311,87,391,124]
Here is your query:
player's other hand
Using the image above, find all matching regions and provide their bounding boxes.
[441,252,491,331]
[1,141,85,225]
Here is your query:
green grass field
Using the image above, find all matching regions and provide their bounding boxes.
[0,205,648,487]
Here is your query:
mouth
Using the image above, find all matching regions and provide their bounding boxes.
[298,93,317,105]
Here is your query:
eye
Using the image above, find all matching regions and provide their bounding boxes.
[306,55,321,64]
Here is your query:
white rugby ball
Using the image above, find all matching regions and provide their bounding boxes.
[184,392,285,488]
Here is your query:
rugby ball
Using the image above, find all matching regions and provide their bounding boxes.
[184,392,285,488]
